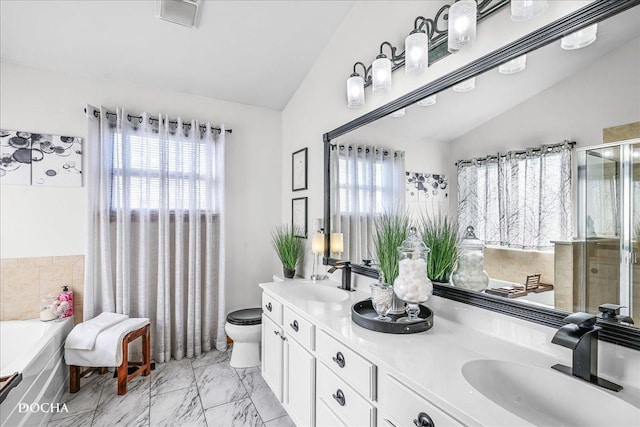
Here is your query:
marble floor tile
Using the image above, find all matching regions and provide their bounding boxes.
[241,371,286,422]
[235,366,260,380]
[149,386,206,427]
[191,346,231,369]
[50,372,105,421]
[195,361,248,409]
[92,374,150,427]
[264,415,296,427]
[151,358,196,396]
[46,411,95,427]
[203,398,263,427]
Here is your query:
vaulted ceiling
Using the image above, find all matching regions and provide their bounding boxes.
[0,1,355,110]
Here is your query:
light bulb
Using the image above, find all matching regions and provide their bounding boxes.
[405,31,429,76]
[453,77,476,92]
[372,56,392,94]
[417,94,437,106]
[561,24,598,50]
[498,55,527,74]
[347,74,365,108]
[448,0,477,53]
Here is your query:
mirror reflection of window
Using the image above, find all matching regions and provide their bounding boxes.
[457,142,573,250]
[331,143,405,263]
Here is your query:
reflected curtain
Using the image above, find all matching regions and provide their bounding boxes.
[330,143,405,263]
[458,142,572,250]
[84,105,226,362]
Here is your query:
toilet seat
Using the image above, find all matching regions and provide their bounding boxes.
[226,308,262,326]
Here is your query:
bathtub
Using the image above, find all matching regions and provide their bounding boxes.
[1,317,73,427]
[488,278,555,307]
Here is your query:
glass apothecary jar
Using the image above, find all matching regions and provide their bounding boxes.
[393,227,433,322]
[451,226,489,291]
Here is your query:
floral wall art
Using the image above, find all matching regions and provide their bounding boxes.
[405,171,449,220]
[0,129,82,187]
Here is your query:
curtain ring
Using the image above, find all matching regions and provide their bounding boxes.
[127,114,131,122]
[139,117,143,124]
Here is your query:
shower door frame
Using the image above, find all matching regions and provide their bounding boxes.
[577,138,640,319]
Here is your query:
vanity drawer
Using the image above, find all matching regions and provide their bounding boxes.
[380,374,463,427]
[317,330,376,400]
[317,362,375,427]
[316,397,347,427]
[284,306,315,351]
[262,292,283,325]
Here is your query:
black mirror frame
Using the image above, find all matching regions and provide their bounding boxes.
[323,0,640,351]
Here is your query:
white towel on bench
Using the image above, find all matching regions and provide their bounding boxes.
[65,318,150,367]
[65,312,129,350]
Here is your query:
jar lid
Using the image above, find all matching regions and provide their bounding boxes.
[459,226,484,249]
[398,227,430,254]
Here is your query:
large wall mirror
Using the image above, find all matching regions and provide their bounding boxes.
[323,0,640,350]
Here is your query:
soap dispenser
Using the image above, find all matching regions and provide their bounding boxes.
[451,226,489,292]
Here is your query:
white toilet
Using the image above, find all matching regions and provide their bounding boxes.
[224,308,262,368]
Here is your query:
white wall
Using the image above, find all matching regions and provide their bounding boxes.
[448,37,640,208]
[281,0,590,281]
[0,60,283,312]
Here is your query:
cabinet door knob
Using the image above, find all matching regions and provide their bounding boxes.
[413,412,435,427]
[332,389,346,406]
[332,351,345,368]
[265,302,272,312]
[290,320,299,332]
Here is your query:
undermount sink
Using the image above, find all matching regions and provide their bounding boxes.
[290,284,349,303]
[462,359,640,426]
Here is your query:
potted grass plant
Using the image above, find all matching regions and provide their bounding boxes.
[271,225,305,279]
[420,211,459,284]
[373,211,410,286]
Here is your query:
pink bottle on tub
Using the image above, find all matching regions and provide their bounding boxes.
[54,285,74,318]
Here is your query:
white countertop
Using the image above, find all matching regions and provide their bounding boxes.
[260,279,640,427]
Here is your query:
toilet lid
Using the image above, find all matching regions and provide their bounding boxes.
[226,308,262,326]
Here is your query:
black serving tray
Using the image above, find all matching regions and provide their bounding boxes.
[351,299,434,334]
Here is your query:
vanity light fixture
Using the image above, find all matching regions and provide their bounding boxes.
[345,0,511,107]
[417,94,437,106]
[448,0,478,53]
[511,0,548,22]
[453,77,476,92]
[311,232,328,281]
[561,24,598,50]
[372,42,398,94]
[405,17,430,76]
[347,62,367,108]
[498,54,527,74]
[390,108,406,118]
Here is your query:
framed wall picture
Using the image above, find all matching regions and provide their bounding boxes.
[292,147,308,191]
[292,197,308,238]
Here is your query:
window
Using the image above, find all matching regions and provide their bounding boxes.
[110,132,214,211]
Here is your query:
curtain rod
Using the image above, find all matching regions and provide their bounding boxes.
[455,140,575,166]
[84,108,232,134]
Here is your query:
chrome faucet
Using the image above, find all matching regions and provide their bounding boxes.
[327,261,352,291]
[551,312,622,392]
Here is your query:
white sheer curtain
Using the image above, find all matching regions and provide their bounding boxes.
[330,143,405,263]
[458,142,572,250]
[85,105,226,362]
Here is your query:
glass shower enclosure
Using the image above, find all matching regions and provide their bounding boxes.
[577,140,640,323]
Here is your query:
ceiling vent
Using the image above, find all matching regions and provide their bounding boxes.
[155,0,201,28]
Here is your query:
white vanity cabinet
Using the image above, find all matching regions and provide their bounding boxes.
[261,292,316,427]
